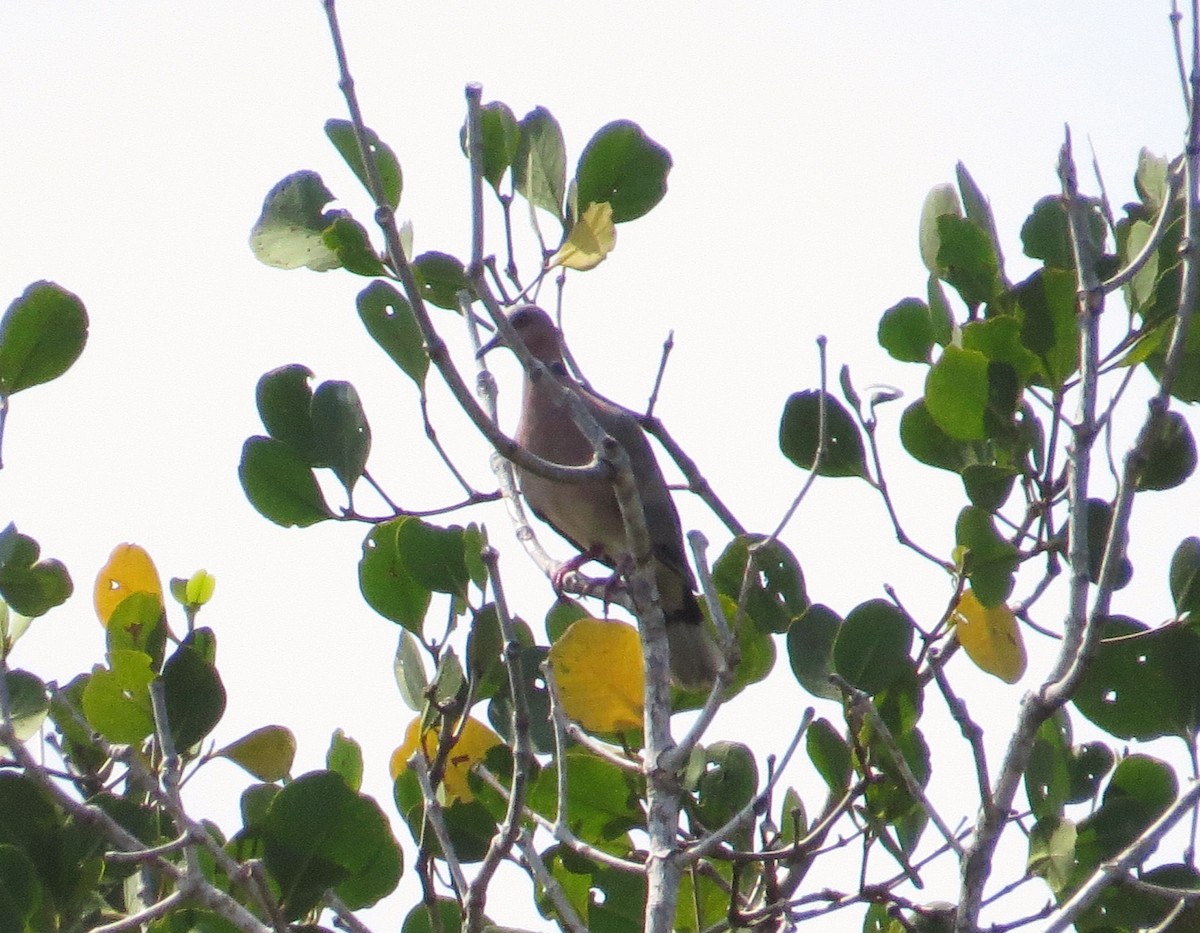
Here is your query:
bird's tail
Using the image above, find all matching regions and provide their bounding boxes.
[665,590,723,690]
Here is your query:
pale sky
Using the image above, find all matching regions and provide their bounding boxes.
[1,3,1193,929]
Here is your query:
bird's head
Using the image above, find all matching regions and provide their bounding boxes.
[477,304,564,365]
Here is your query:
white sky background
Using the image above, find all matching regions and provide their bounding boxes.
[1,2,1196,929]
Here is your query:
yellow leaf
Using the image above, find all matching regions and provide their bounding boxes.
[218,725,296,782]
[548,617,643,732]
[951,588,1027,683]
[389,716,501,803]
[94,544,163,627]
[547,201,616,271]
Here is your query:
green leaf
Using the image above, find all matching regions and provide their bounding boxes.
[163,637,226,749]
[218,726,297,782]
[1135,410,1196,491]
[878,298,934,363]
[694,742,758,836]
[327,729,364,792]
[1027,816,1077,894]
[925,346,989,440]
[249,170,345,272]
[807,718,851,795]
[833,599,913,695]
[395,630,429,711]
[396,519,471,598]
[961,465,1016,512]
[402,899,463,933]
[1144,316,1200,403]
[711,535,807,634]
[238,436,334,527]
[786,603,842,700]
[2,670,49,743]
[106,590,168,670]
[927,276,955,346]
[256,364,316,459]
[1025,713,1072,820]
[412,251,470,311]
[779,390,868,478]
[359,519,432,634]
[1075,755,1176,868]
[0,524,73,618]
[1020,194,1106,269]
[0,843,42,929]
[918,183,961,274]
[899,400,980,473]
[961,315,1041,385]
[575,120,672,223]
[310,380,372,494]
[1171,537,1200,620]
[1083,498,1132,590]
[0,282,88,396]
[325,118,402,209]
[1013,268,1079,388]
[1073,616,1200,740]
[82,649,155,743]
[356,281,428,387]
[956,162,1005,282]
[955,506,1018,606]
[322,216,385,277]
[514,107,567,222]
[263,770,402,918]
[527,750,643,843]
[935,215,1002,306]
[460,101,520,192]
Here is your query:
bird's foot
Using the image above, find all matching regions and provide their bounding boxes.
[551,545,603,595]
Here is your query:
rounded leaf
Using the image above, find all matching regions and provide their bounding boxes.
[310,379,371,493]
[713,535,808,635]
[249,171,343,272]
[93,543,163,627]
[878,298,934,363]
[412,251,470,311]
[548,201,616,271]
[356,281,428,387]
[575,119,672,223]
[219,726,297,782]
[359,519,432,634]
[2,670,49,743]
[786,603,842,700]
[256,364,316,458]
[514,106,567,222]
[951,588,1027,683]
[548,617,643,732]
[1135,410,1196,491]
[82,649,155,743]
[238,436,333,527]
[779,390,867,478]
[325,118,403,209]
[925,346,989,440]
[832,598,913,695]
[0,282,88,395]
[163,640,226,749]
[1171,536,1200,619]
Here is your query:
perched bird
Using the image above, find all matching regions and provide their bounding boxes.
[479,305,721,689]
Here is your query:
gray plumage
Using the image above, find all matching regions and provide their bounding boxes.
[482,305,720,689]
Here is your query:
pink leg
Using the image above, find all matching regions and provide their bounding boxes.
[551,545,603,594]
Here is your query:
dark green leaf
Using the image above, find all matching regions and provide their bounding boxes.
[961,315,1040,385]
[1135,410,1196,491]
[961,464,1016,512]
[396,519,470,598]
[898,400,981,473]
[935,215,1002,305]
[786,603,841,700]
[325,119,402,209]
[712,535,807,634]
[575,120,672,223]
[402,899,463,933]
[256,364,316,459]
[249,171,345,272]
[0,282,88,396]
[1075,754,1176,868]
[327,729,364,792]
[1073,616,1200,740]
[1068,743,1115,804]
[264,771,401,918]
[238,436,333,527]
[310,380,371,493]
[488,646,553,755]
[514,107,567,222]
[1014,269,1079,388]
[779,390,868,478]
[1144,317,1200,403]
[461,101,520,192]
[1083,498,1132,590]
[359,519,432,634]
[806,719,851,795]
[163,639,226,749]
[0,844,42,928]
[1171,537,1200,619]
[0,525,73,618]
[955,506,1018,606]
[322,216,385,277]
[356,281,428,386]
[3,670,49,743]
[925,347,989,440]
[832,599,913,695]
[1020,194,1106,269]
[412,251,470,311]
[1025,713,1072,820]
[878,298,934,363]
[694,742,757,837]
